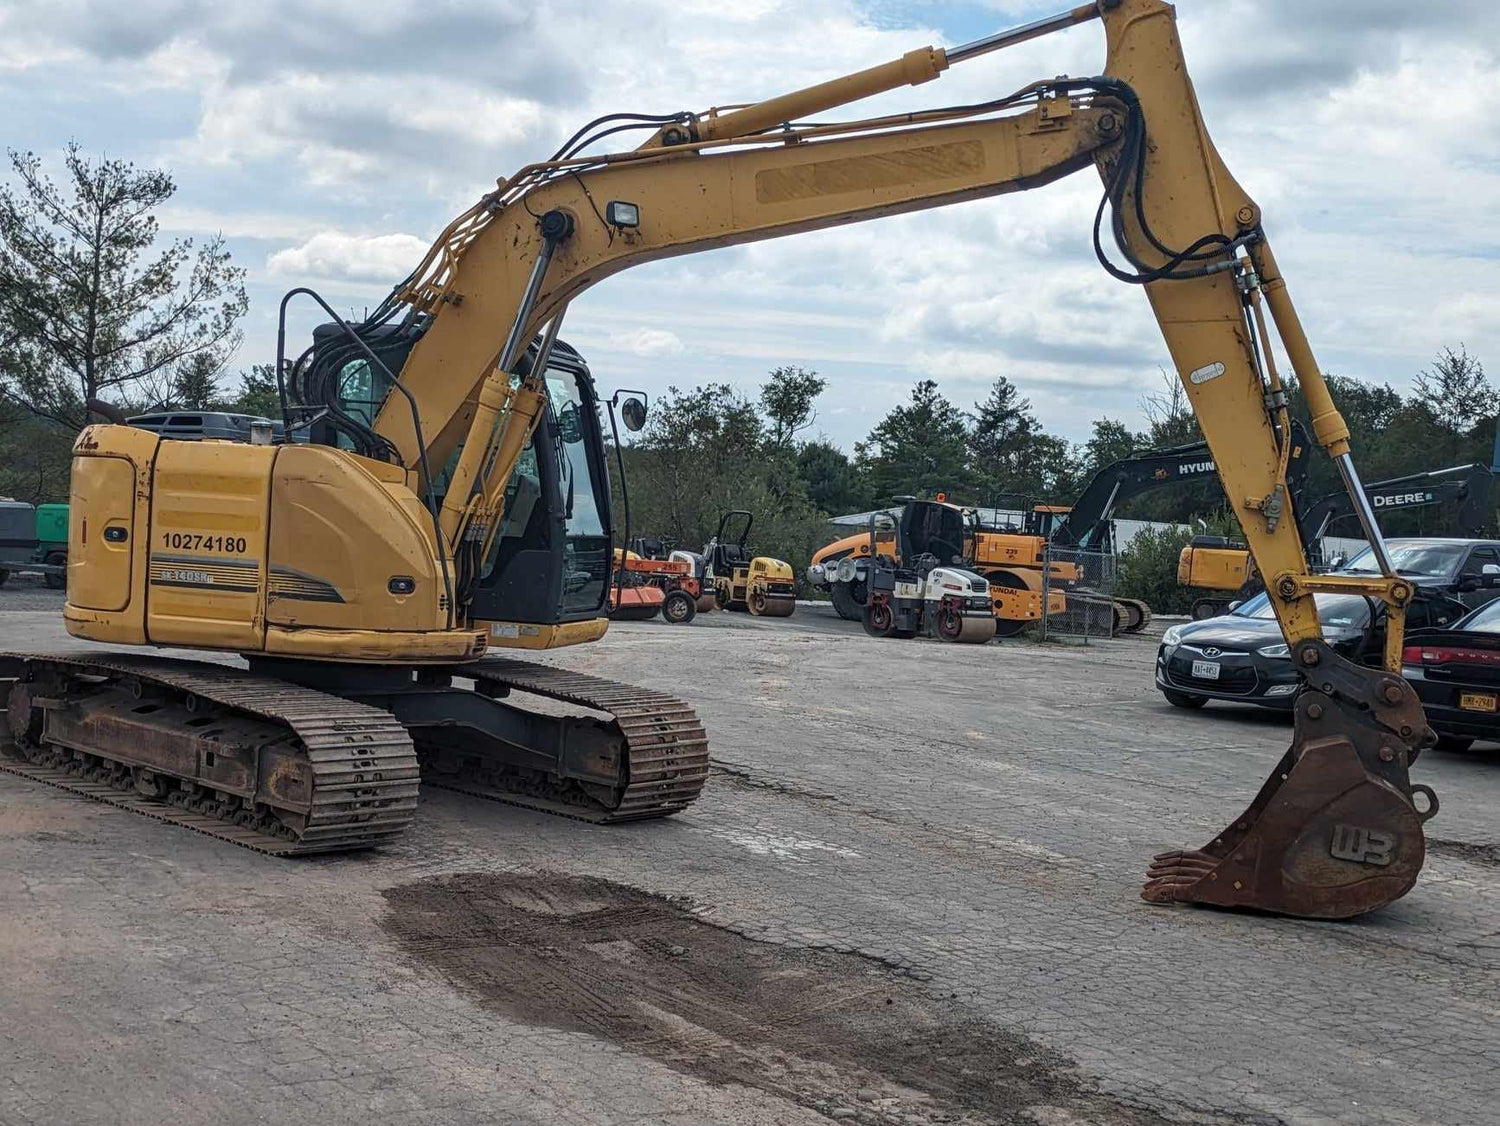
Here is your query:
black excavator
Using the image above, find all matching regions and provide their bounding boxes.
[1182,462,1495,619]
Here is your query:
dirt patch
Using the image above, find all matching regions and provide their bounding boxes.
[1429,838,1500,867]
[381,871,1202,1126]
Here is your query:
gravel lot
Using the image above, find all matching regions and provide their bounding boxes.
[1,589,1497,1126]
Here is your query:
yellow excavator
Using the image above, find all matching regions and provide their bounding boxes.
[1,0,1437,919]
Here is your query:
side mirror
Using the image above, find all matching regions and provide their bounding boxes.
[620,396,647,432]
[1457,576,1481,593]
[556,402,582,443]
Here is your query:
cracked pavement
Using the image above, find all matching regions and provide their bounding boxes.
[1,595,1497,1125]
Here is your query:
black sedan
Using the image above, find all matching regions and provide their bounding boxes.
[1156,591,1380,710]
[1403,599,1500,751]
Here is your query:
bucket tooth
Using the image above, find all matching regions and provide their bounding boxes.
[1142,640,1437,920]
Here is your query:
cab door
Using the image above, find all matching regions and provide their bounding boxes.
[1457,546,1500,610]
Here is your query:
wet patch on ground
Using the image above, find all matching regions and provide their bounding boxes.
[381,871,1219,1126]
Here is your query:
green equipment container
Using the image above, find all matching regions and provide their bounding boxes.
[35,503,68,551]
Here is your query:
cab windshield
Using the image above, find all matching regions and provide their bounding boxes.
[545,370,604,539]
[1340,541,1465,579]
[1232,591,1374,630]
[1457,598,1500,635]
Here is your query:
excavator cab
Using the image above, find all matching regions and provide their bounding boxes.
[898,499,970,569]
[470,344,614,626]
[311,326,615,630]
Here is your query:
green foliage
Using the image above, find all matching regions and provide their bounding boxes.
[966,377,1072,503]
[1116,525,1195,615]
[855,379,972,501]
[796,439,871,515]
[611,346,1496,605]
[223,364,282,418]
[0,143,247,431]
[1414,345,1493,433]
[171,352,226,410]
[614,378,831,593]
[1078,418,1136,481]
[760,365,826,448]
[0,409,72,504]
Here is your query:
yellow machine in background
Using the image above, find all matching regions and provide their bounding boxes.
[1,0,1437,919]
[809,501,1065,633]
[1178,536,1257,618]
[706,511,796,617]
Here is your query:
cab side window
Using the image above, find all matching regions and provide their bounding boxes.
[1461,547,1500,577]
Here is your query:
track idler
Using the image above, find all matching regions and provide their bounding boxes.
[1143,640,1437,919]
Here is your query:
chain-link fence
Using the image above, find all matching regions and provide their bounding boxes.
[1039,546,1119,642]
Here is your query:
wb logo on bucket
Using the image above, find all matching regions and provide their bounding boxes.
[1330,823,1395,866]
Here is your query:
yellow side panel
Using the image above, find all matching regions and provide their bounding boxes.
[1183,547,1250,593]
[973,533,1046,569]
[267,446,445,633]
[750,557,793,582]
[481,618,609,650]
[146,441,276,651]
[811,532,895,568]
[68,456,139,613]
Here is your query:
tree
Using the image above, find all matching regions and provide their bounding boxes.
[856,379,972,501]
[0,143,247,431]
[1139,370,1200,449]
[968,377,1035,498]
[796,439,870,515]
[1080,418,1138,479]
[1413,345,1494,434]
[171,351,226,409]
[760,365,826,447]
[615,381,833,592]
[225,364,282,418]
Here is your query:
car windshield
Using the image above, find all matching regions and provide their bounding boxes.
[1340,541,1466,578]
[1232,591,1373,630]
[1457,598,1500,634]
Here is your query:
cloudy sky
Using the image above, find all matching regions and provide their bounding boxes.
[3,0,1496,449]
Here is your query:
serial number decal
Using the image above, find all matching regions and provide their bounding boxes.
[161,532,249,553]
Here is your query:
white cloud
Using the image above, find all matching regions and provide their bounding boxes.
[266,231,427,284]
[608,328,686,358]
[6,0,1498,450]
[155,206,326,241]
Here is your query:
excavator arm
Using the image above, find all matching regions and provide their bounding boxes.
[1302,463,1496,545]
[1055,422,1311,553]
[329,0,1435,918]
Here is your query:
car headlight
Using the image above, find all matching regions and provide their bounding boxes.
[1162,624,1184,646]
[1257,643,1291,658]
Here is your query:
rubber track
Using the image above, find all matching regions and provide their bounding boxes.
[1113,597,1154,634]
[0,651,419,855]
[429,657,710,823]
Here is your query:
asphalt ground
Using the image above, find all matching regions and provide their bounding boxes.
[1,582,1497,1126]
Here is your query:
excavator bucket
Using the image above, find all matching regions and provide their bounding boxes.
[1143,641,1438,919]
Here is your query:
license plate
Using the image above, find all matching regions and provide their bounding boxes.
[1460,691,1497,712]
[1192,660,1220,680]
